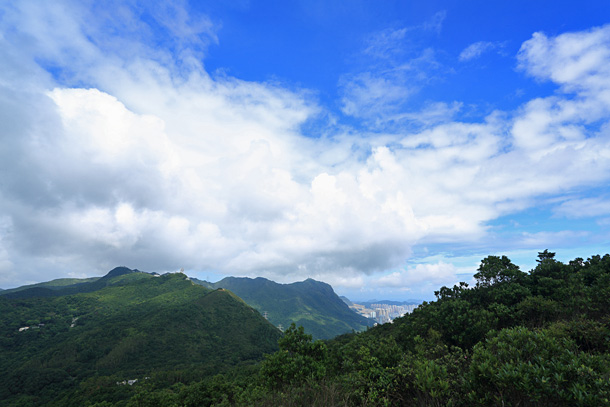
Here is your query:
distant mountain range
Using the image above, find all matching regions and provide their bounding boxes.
[0,268,280,406]
[192,276,373,340]
[1,269,374,341]
[0,266,143,298]
[339,295,353,306]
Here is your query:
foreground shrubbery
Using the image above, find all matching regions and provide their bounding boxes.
[131,251,610,406]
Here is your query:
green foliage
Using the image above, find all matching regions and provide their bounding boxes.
[474,255,524,288]
[467,326,610,406]
[195,277,372,340]
[0,277,101,296]
[260,323,328,389]
[5,251,610,406]
[0,272,280,406]
[239,250,610,407]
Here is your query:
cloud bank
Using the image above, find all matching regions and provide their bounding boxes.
[1,2,610,298]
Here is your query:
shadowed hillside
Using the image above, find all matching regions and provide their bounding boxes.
[193,276,373,340]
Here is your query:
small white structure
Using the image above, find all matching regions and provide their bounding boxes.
[117,379,139,386]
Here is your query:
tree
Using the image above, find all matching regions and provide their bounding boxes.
[259,324,328,389]
[467,326,610,406]
[537,249,556,262]
[474,256,523,288]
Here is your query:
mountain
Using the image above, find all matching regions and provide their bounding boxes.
[339,295,353,306]
[152,251,610,406]
[193,277,373,340]
[0,270,281,406]
[0,277,101,296]
[0,267,153,299]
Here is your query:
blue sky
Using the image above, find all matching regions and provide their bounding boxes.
[1,1,610,301]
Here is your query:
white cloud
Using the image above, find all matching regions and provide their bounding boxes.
[390,101,463,127]
[554,197,610,218]
[519,230,590,248]
[375,262,458,287]
[340,15,449,127]
[422,11,447,35]
[362,12,446,60]
[0,216,14,284]
[518,25,610,92]
[0,3,424,283]
[340,48,442,124]
[1,3,610,295]
[459,41,497,61]
[362,27,409,60]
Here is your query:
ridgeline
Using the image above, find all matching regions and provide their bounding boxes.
[193,276,373,339]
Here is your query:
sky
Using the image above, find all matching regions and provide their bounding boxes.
[1,1,610,301]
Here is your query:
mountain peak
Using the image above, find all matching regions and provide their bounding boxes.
[194,275,372,339]
[104,266,136,279]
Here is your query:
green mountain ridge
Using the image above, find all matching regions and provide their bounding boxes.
[339,295,353,306]
[0,267,165,300]
[192,276,373,340]
[3,270,373,340]
[0,267,134,298]
[0,277,101,296]
[0,270,281,406]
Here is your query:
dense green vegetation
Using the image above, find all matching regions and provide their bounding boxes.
[193,277,372,340]
[3,251,610,406]
[0,267,150,299]
[0,277,101,296]
[0,270,281,406]
[129,251,610,406]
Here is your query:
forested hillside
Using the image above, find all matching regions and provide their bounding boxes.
[132,251,610,406]
[194,277,372,339]
[0,267,146,299]
[1,279,98,296]
[0,271,281,407]
[3,251,610,406]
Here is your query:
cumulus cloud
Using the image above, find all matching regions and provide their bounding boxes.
[1,2,610,297]
[518,25,610,91]
[0,1,422,285]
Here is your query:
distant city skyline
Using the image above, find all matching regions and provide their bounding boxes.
[349,301,419,324]
[1,1,610,301]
